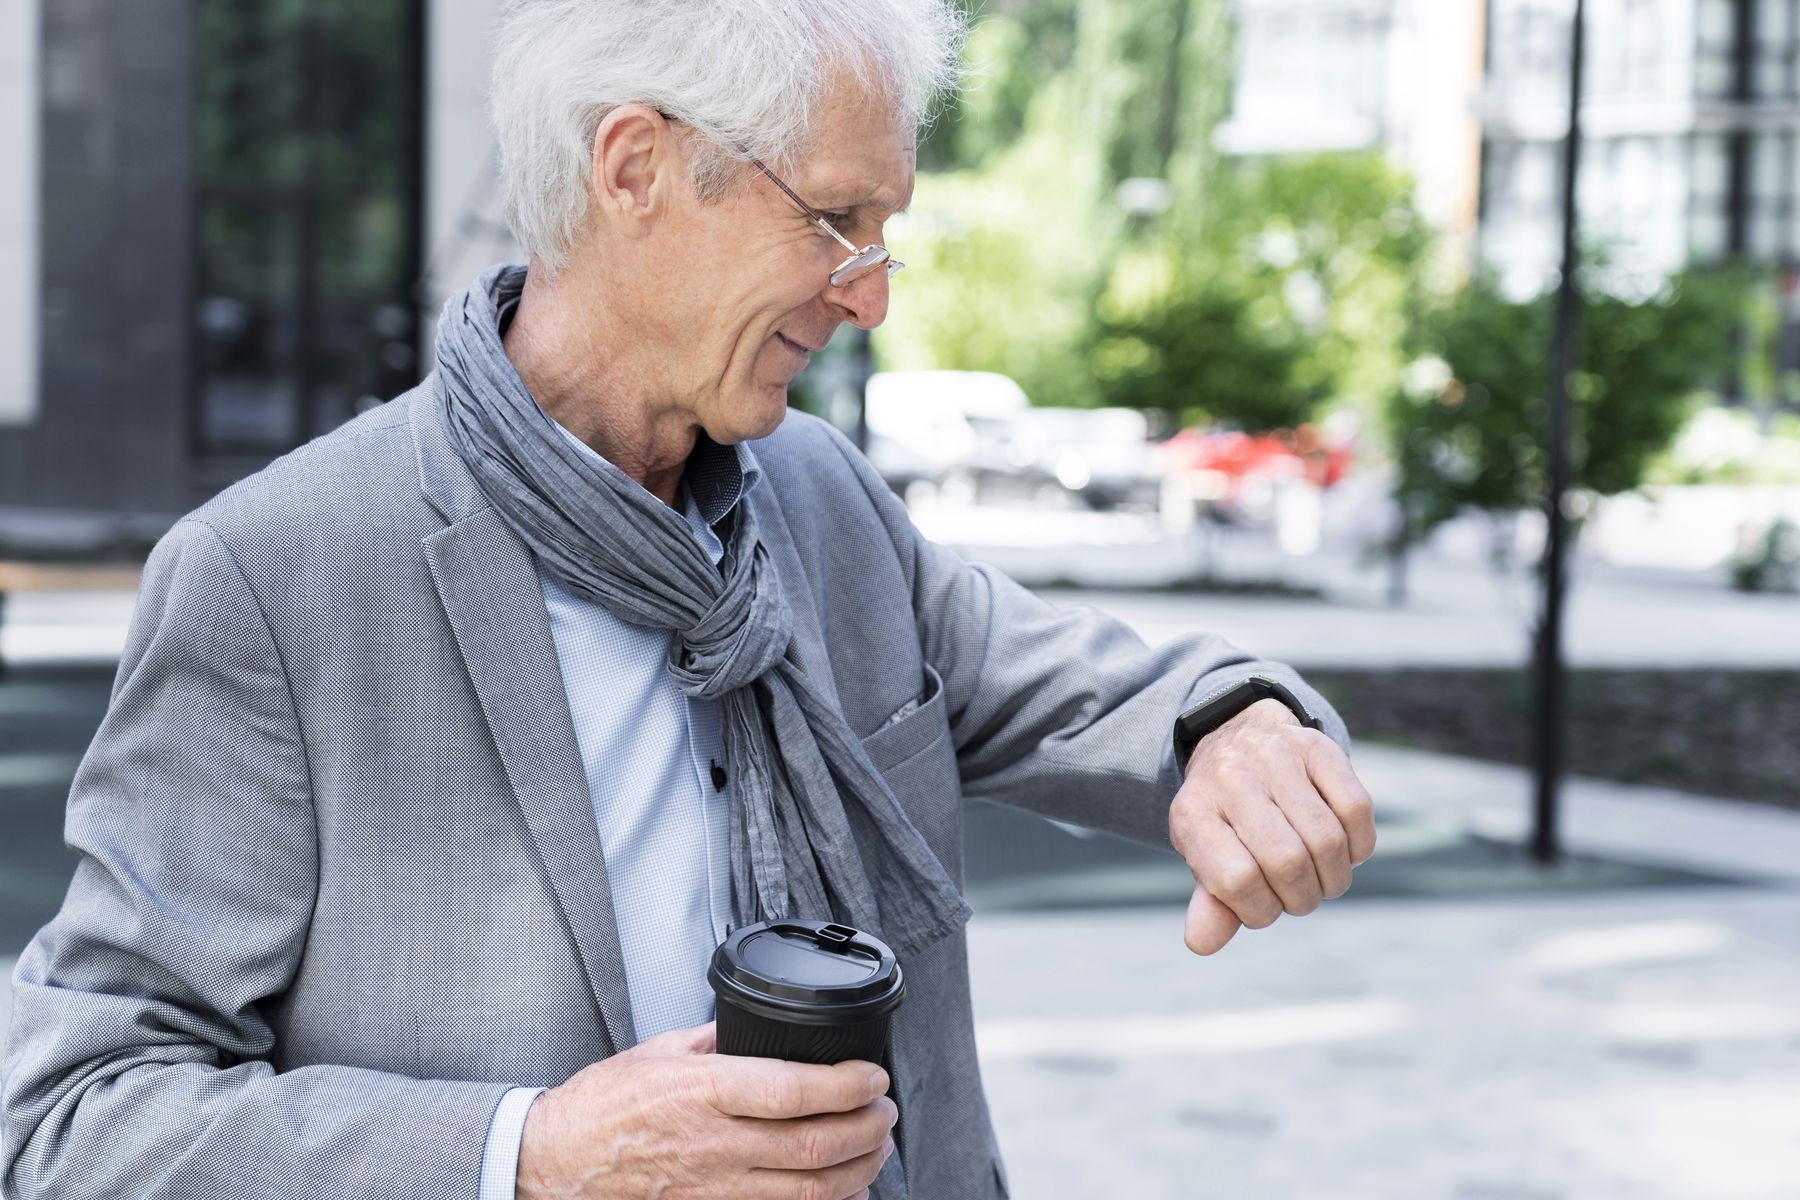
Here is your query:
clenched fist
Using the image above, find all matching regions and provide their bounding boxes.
[1172,697,1377,955]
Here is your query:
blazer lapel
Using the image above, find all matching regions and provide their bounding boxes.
[412,381,638,1055]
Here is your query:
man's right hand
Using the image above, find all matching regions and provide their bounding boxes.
[515,1021,898,1200]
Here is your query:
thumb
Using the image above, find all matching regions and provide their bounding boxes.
[631,1020,717,1058]
[1184,886,1242,956]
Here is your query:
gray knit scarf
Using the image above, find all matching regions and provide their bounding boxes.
[436,264,970,960]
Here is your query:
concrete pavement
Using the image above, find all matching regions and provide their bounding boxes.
[965,744,1800,1199]
[970,885,1800,1200]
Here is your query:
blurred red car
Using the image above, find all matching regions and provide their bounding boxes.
[1156,424,1352,522]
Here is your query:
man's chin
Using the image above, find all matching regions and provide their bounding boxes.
[708,385,790,445]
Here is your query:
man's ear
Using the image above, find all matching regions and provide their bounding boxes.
[589,104,678,240]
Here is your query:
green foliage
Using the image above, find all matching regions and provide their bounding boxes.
[1091,276,1325,430]
[878,114,1116,410]
[1089,151,1437,431]
[888,0,1434,433]
[1388,269,1744,541]
[883,0,1232,410]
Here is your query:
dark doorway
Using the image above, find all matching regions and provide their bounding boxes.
[189,0,426,467]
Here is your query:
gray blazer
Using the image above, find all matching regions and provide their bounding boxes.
[3,380,1347,1199]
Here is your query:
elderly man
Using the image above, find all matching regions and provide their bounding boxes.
[3,2,1374,1198]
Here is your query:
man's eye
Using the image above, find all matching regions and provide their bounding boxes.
[823,212,853,230]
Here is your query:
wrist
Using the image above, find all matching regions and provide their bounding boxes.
[1233,696,1303,730]
[515,1090,563,1200]
[1173,675,1321,778]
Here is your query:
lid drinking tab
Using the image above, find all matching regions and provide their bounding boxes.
[712,919,904,1010]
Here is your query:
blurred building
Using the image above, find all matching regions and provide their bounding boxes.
[0,0,511,549]
[1217,0,1490,249]
[1221,0,1800,392]
[1481,0,1800,298]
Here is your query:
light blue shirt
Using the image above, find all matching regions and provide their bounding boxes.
[475,401,762,1200]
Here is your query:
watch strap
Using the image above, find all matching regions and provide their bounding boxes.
[1173,675,1323,778]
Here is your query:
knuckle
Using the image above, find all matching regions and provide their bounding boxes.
[1244,904,1281,930]
[688,1058,730,1114]
[1218,863,1262,899]
[1298,726,1337,753]
[762,1071,804,1118]
[796,1177,835,1200]
[1216,761,1261,794]
[1271,852,1312,885]
[795,1123,835,1170]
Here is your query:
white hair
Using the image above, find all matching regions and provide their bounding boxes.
[490,0,966,275]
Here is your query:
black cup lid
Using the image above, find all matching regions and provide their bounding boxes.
[711,920,901,1008]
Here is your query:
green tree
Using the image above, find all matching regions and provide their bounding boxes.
[1388,269,1744,546]
[881,0,1236,409]
[1089,152,1436,431]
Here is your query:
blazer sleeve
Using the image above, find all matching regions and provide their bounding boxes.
[822,424,1352,851]
[1,519,511,1199]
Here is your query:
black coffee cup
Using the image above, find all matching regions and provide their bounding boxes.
[708,919,905,1066]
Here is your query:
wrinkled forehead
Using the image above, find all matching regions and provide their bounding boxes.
[785,76,917,216]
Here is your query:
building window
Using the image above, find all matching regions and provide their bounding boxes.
[192,0,423,458]
[1752,0,1800,100]
[1694,0,1738,99]
[1747,130,1798,261]
[1688,131,1733,262]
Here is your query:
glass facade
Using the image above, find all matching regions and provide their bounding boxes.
[1747,128,1799,259]
[191,0,424,457]
[1227,0,1392,150]
[1753,0,1800,99]
[1484,0,1800,288]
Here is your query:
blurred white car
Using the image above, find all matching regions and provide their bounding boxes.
[864,370,1030,500]
[865,371,1165,512]
[998,406,1163,512]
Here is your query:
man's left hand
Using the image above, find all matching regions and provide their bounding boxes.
[1170,697,1376,955]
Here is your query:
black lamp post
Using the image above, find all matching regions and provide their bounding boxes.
[1531,0,1587,866]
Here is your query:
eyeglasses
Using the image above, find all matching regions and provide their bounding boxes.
[747,158,904,289]
[654,111,903,289]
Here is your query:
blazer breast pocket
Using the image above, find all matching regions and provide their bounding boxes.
[858,661,964,882]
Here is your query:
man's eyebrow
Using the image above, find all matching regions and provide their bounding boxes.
[819,188,908,215]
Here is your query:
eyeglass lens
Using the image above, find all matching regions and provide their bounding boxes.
[830,247,905,288]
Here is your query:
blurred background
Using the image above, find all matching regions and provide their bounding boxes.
[2,0,1799,1196]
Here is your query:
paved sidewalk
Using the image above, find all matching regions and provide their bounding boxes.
[920,502,1800,668]
[970,885,1800,1200]
[966,745,1800,1199]
[1032,562,1800,669]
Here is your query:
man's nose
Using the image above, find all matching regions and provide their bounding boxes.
[827,266,890,330]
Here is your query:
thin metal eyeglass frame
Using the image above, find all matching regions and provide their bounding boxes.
[746,158,904,288]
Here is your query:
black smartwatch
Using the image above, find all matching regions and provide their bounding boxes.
[1173,675,1323,778]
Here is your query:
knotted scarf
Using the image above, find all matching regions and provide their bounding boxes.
[436,264,971,961]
